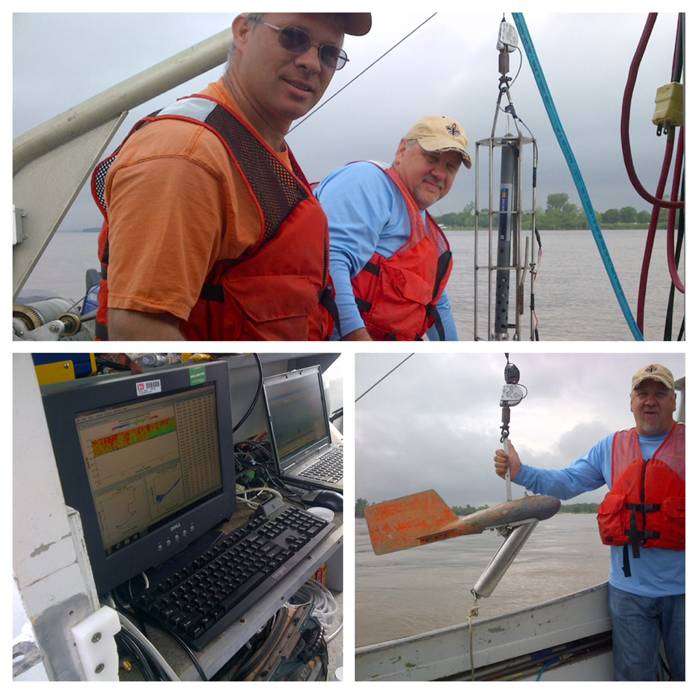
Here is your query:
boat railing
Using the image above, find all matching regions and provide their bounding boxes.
[13,28,231,298]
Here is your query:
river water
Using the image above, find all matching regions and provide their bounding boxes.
[20,228,683,341]
[355,513,609,647]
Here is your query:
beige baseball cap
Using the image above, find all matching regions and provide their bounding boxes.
[404,115,472,169]
[631,363,675,391]
[335,13,372,36]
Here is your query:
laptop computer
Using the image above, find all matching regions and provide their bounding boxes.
[262,366,343,492]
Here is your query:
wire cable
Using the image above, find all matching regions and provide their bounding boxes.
[117,613,180,681]
[232,353,263,433]
[288,580,342,642]
[289,14,438,134]
[355,354,414,403]
[236,486,283,509]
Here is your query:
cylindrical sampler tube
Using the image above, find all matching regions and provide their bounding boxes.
[471,520,538,599]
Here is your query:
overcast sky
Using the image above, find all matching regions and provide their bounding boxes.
[355,352,685,506]
[12,6,683,231]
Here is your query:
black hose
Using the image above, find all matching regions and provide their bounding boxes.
[232,354,263,433]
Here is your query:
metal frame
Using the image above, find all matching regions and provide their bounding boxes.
[473,133,537,341]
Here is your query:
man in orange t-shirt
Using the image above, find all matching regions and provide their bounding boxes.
[97,12,371,340]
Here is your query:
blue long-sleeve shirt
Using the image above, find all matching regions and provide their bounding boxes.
[314,162,458,340]
[515,430,684,597]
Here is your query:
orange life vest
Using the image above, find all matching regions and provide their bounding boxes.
[350,165,453,340]
[92,95,336,341]
[596,423,684,576]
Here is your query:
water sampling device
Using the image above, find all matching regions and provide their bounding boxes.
[364,354,559,601]
[474,17,540,341]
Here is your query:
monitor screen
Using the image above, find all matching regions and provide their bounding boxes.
[263,367,329,469]
[75,383,222,556]
[41,361,235,595]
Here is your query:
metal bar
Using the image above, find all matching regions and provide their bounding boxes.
[488,139,494,339]
[515,134,524,339]
[14,29,231,175]
[494,141,516,339]
[474,142,480,339]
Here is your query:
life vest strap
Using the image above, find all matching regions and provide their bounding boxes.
[356,297,372,313]
[320,286,341,336]
[625,503,661,512]
[426,304,445,341]
[363,261,380,276]
[200,283,224,302]
[94,322,109,340]
[622,544,632,577]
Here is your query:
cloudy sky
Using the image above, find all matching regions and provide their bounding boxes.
[12,4,683,231]
[355,351,685,506]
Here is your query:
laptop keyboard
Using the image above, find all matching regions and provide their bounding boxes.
[131,504,332,650]
[300,446,343,483]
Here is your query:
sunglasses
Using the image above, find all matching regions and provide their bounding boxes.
[260,21,349,71]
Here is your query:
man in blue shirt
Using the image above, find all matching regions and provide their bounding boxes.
[493,363,684,681]
[315,115,470,341]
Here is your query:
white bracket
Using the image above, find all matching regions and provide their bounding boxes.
[70,606,121,681]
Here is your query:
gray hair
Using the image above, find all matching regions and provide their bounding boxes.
[226,12,265,70]
[392,139,419,166]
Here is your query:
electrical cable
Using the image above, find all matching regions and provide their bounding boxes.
[633,13,684,333]
[507,45,524,88]
[236,486,283,509]
[117,612,180,681]
[289,14,438,134]
[166,631,207,681]
[117,630,160,680]
[663,176,684,340]
[289,580,341,641]
[232,354,263,433]
[355,353,414,403]
[620,13,683,210]
[635,127,676,333]
[663,127,684,294]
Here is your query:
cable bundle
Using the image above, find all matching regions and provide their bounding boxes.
[288,580,342,642]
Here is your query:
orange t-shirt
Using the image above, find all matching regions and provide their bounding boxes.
[104,80,293,320]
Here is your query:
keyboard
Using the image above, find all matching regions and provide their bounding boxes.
[132,504,333,650]
[300,446,343,484]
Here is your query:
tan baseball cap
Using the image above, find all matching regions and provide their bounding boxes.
[631,363,675,391]
[404,115,472,169]
[335,13,372,36]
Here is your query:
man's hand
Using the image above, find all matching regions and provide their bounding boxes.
[342,327,373,341]
[108,308,184,340]
[493,441,522,481]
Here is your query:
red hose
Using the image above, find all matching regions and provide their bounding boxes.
[621,13,684,211]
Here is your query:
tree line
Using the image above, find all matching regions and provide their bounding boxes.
[355,498,598,518]
[435,193,669,231]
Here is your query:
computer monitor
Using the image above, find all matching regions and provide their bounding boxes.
[41,360,235,596]
[263,366,331,472]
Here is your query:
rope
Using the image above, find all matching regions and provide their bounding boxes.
[512,13,644,341]
[467,598,480,681]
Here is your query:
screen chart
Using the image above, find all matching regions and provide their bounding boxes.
[75,384,222,554]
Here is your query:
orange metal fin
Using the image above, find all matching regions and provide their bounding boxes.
[364,489,458,554]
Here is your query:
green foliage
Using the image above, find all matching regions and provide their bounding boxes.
[435,193,660,231]
[546,193,569,211]
[558,502,599,513]
[355,497,369,518]
[452,504,489,516]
